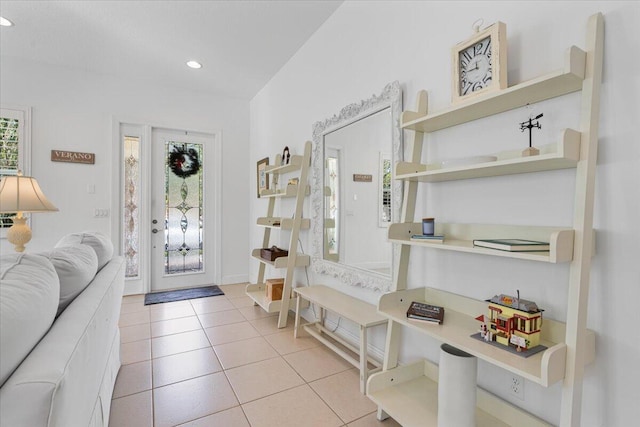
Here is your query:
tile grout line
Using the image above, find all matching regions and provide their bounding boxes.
[115,289,379,427]
[181,294,251,426]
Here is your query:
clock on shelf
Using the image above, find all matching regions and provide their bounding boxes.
[452,20,507,103]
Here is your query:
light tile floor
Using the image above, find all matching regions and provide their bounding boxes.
[110,283,401,427]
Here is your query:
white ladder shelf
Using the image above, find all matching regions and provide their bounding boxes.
[246,141,312,328]
[367,13,603,427]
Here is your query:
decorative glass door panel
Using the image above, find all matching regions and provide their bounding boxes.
[164,141,203,274]
[151,129,215,292]
[123,136,140,278]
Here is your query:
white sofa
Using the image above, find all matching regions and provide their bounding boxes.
[0,232,125,427]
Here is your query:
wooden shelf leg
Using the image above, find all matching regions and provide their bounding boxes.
[561,13,604,427]
[294,294,302,339]
[359,325,367,394]
[376,408,389,421]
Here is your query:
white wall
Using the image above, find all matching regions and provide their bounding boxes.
[0,56,250,287]
[249,1,640,425]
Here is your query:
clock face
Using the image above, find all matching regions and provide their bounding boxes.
[459,36,492,96]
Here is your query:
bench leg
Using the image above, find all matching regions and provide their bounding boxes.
[377,408,389,421]
[317,306,324,333]
[294,294,301,339]
[359,325,367,394]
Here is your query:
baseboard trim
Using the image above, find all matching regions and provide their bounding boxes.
[221,274,249,285]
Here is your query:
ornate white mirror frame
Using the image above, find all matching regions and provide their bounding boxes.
[310,81,403,292]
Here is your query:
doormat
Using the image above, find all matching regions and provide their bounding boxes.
[144,285,225,305]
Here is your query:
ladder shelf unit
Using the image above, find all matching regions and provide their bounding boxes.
[389,223,576,263]
[396,128,581,182]
[246,141,312,328]
[376,287,595,387]
[250,249,310,268]
[401,45,586,133]
[367,359,551,427]
[367,13,603,426]
[256,217,311,230]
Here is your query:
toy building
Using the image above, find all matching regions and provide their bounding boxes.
[480,293,544,351]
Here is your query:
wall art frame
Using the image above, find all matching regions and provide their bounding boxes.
[256,156,269,198]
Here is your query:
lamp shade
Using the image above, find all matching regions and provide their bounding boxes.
[0,174,58,213]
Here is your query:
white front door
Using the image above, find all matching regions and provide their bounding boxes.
[150,128,218,292]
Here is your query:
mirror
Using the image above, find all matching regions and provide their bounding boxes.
[311,81,402,292]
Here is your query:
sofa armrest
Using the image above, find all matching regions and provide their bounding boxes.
[0,256,125,427]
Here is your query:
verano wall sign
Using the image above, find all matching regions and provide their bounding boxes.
[353,174,372,182]
[51,150,95,165]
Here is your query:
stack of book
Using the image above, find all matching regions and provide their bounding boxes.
[406,301,445,324]
[410,234,444,243]
[472,238,549,252]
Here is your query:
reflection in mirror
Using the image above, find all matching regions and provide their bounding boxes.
[324,147,340,262]
[323,109,392,273]
[380,153,392,226]
[311,81,402,292]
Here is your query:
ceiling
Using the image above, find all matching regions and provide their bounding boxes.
[0,0,343,99]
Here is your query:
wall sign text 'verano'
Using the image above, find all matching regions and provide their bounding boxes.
[51,150,95,164]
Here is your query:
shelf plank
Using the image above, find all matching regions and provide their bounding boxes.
[259,184,310,198]
[251,249,310,268]
[402,46,586,133]
[396,129,580,182]
[256,217,310,230]
[377,287,595,387]
[367,359,551,427]
[265,154,304,175]
[245,283,305,313]
[389,223,575,263]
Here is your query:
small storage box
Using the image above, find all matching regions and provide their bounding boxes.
[265,278,285,301]
[260,246,288,261]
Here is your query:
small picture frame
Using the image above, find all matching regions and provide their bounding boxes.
[281,146,290,166]
[257,157,269,198]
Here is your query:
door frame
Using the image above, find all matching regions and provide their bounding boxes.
[112,118,222,295]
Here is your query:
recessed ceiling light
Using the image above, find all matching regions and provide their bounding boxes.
[0,16,14,27]
[186,60,202,69]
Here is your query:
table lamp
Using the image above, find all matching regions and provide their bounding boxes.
[0,171,58,252]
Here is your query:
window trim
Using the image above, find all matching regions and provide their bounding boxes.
[1,106,32,238]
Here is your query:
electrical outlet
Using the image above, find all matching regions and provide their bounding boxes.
[509,374,525,400]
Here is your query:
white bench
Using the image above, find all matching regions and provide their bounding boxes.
[293,285,387,393]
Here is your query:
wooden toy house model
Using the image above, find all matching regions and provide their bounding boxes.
[484,294,544,351]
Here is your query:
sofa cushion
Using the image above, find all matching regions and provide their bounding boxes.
[0,253,60,387]
[55,231,114,271]
[41,244,99,316]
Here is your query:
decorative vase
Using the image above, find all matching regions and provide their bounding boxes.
[438,344,477,427]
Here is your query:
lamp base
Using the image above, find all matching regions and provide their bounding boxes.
[7,216,32,252]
